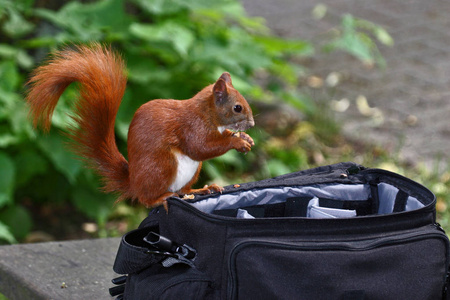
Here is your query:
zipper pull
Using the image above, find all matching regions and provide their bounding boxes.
[346,165,365,175]
[340,165,366,178]
[434,223,446,233]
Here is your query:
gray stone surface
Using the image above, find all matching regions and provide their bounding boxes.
[0,238,120,300]
[242,0,450,170]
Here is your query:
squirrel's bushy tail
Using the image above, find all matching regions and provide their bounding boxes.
[26,43,130,199]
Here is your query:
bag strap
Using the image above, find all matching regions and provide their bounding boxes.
[110,226,198,299]
[113,226,197,275]
[113,226,166,275]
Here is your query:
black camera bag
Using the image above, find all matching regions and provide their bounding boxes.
[110,162,450,299]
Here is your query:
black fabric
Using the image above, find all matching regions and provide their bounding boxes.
[213,201,299,218]
[340,290,366,300]
[284,197,311,217]
[393,189,409,212]
[124,264,213,300]
[228,232,447,299]
[318,198,374,216]
[113,226,166,275]
[369,180,380,214]
[111,162,450,300]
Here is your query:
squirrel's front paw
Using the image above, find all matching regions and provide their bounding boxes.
[236,132,254,146]
[233,138,252,153]
[233,132,254,153]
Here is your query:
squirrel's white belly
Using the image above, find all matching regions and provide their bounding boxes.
[169,152,200,192]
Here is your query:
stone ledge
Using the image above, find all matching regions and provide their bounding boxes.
[0,238,120,300]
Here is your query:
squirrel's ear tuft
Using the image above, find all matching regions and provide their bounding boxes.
[219,72,232,85]
[213,78,228,104]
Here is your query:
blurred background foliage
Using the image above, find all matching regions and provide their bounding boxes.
[0,0,447,244]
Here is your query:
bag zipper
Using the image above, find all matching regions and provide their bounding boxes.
[227,224,449,299]
[175,167,435,219]
[189,164,362,204]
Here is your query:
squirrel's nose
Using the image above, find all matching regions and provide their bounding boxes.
[248,117,255,129]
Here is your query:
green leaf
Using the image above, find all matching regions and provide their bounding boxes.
[0,89,35,146]
[33,8,64,29]
[346,34,373,62]
[0,152,15,208]
[20,36,57,49]
[14,149,48,187]
[8,100,35,138]
[0,205,32,240]
[37,132,82,184]
[325,14,392,68]
[374,27,394,46]
[35,0,133,41]
[0,44,17,58]
[131,0,186,15]
[16,49,34,69]
[266,159,291,177]
[270,60,303,86]
[0,45,33,69]
[191,31,270,76]
[0,60,19,92]
[129,21,195,56]
[2,7,34,38]
[337,16,373,62]
[0,133,18,148]
[0,221,16,244]
[0,90,20,116]
[126,55,171,84]
[20,171,71,204]
[237,15,268,33]
[211,151,243,168]
[352,17,394,47]
[132,0,235,15]
[254,36,314,56]
[49,86,80,131]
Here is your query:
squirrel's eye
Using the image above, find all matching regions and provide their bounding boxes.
[234,105,242,113]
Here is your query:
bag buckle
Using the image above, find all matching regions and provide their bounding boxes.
[143,232,197,267]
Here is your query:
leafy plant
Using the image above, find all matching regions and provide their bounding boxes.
[0,0,394,242]
[325,14,394,68]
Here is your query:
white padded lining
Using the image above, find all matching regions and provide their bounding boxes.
[377,183,398,214]
[190,183,424,219]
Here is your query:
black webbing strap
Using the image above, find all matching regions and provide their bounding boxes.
[393,190,409,212]
[213,198,313,218]
[113,226,197,275]
[113,226,168,275]
[212,197,374,218]
[369,180,380,214]
[111,226,198,298]
[284,197,311,217]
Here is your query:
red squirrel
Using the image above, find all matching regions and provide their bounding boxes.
[26,43,255,208]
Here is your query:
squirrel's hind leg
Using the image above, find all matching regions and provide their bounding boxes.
[141,192,177,213]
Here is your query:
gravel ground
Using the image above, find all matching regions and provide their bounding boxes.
[242,0,450,170]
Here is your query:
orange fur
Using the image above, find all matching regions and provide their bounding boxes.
[26,43,255,208]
